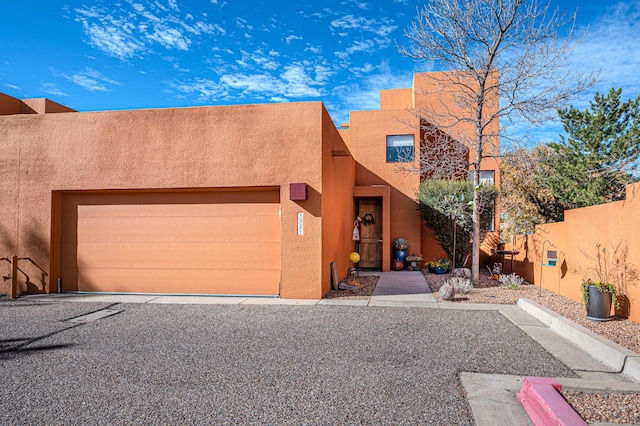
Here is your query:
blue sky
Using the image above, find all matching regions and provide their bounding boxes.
[1,0,639,145]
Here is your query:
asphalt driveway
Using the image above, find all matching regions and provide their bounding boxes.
[0,299,575,425]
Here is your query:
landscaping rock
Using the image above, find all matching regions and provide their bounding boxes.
[439,284,455,300]
[452,268,471,278]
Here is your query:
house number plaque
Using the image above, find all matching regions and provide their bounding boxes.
[297,212,304,235]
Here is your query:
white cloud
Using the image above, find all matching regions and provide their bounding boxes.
[352,63,376,75]
[570,1,640,100]
[313,63,335,83]
[285,34,303,44]
[281,65,322,97]
[80,19,145,59]
[173,58,330,102]
[171,78,226,99]
[325,63,413,124]
[508,0,640,147]
[220,73,285,95]
[73,2,225,60]
[236,17,253,30]
[235,49,280,71]
[147,26,191,50]
[330,14,397,37]
[305,45,322,54]
[334,39,375,61]
[41,83,69,97]
[63,68,121,92]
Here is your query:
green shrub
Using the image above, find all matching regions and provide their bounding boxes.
[417,180,497,268]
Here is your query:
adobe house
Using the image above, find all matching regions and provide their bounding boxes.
[0,72,499,299]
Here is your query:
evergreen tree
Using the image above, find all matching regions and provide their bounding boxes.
[541,88,640,214]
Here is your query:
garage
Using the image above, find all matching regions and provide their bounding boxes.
[58,188,281,296]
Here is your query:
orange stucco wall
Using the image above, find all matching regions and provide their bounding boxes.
[0,100,342,299]
[321,110,356,294]
[0,93,75,115]
[345,72,501,268]
[507,183,640,324]
[380,88,413,110]
[413,72,501,266]
[0,70,502,298]
[347,106,424,266]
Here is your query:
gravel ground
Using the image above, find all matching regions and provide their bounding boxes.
[423,270,640,425]
[0,298,574,425]
[326,271,640,424]
[324,275,379,299]
[424,270,640,355]
[562,391,640,424]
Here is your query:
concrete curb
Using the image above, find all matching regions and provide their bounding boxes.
[518,298,640,381]
[516,377,587,426]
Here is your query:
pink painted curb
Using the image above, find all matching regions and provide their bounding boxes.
[516,377,586,425]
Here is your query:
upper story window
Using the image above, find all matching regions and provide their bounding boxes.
[467,170,495,184]
[479,170,495,184]
[386,135,414,162]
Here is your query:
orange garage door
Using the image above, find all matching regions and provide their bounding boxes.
[59,189,281,295]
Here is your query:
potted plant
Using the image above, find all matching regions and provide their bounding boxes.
[581,279,619,321]
[426,258,450,274]
[577,243,634,321]
[393,238,408,265]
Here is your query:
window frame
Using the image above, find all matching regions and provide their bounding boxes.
[385,134,415,163]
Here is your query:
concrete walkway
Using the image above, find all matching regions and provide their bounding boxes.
[369,271,437,307]
[23,271,640,425]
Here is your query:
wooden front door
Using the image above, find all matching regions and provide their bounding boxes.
[357,199,382,269]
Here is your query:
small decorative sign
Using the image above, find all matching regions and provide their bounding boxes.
[297,212,304,235]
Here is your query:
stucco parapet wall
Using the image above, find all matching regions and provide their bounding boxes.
[2,101,331,191]
[0,92,76,114]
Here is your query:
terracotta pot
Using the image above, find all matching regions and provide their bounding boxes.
[393,260,404,271]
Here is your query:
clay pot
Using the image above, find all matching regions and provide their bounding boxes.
[393,260,404,271]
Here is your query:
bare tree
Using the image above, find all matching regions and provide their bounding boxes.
[398,0,598,283]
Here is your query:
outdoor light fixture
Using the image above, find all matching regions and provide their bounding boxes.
[289,183,307,201]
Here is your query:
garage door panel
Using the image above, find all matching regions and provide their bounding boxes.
[75,202,280,218]
[60,189,281,295]
[73,242,280,269]
[69,215,281,243]
[76,268,280,295]
[63,190,280,216]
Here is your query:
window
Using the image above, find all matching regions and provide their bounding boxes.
[386,135,414,162]
[467,170,496,231]
[467,170,495,184]
[479,170,495,184]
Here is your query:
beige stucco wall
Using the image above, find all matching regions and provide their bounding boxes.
[0,100,342,298]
